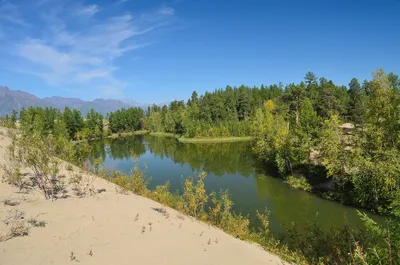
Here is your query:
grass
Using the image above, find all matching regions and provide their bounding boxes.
[27,218,47,227]
[149,132,177,138]
[0,221,30,242]
[178,136,254,143]
[133,130,150,135]
[107,130,150,139]
[1,210,30,242]
[104,129,254,144]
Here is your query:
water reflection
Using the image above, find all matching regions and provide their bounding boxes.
[90,135,382,237]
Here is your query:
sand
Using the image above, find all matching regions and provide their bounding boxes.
[0,129,286,265]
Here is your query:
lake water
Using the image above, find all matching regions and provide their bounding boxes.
[90,135,382,238]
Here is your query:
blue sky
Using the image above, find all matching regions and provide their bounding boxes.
[0,0,399,103]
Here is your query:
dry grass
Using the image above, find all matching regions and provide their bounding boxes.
[69,173,96,198]
[1,210,29,242]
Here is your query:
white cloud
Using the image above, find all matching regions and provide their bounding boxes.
[76,69,112,82]
[158,6,175,16]
[76,4,99,16]
[1,0,175,97]
[116,0,130,4]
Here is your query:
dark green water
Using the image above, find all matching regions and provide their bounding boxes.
[90,135,383,237]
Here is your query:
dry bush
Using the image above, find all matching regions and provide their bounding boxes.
[65,164,74,171]
[3,197,24,206]
[2,209,25,225]
[115,186,129,195]
[54,176,69,198]
[0,210,29,242]
[0,221,30,242]
[69,173,96,197]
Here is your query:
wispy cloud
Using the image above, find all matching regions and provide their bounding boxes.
[116,0,130,4]
[158,6,175,16]
[0,0,30,26]
[76,4,99,16]
[0,0,175,97]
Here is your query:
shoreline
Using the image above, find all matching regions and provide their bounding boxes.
[178,136,253,143]
[107,130,254,143]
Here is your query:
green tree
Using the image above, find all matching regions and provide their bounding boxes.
[348,78,367,124]
[388,72,400,94]
[350,69,400,209]
[318,114,348,186]
[304,71,318,86]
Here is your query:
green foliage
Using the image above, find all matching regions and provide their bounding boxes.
[10,132,62,200]
[318,114,347,182]
[27,218,47,228]
[348,78,368,124]
[284,175,312,192]
[105,156,151,196]
[252,104,304,175]
[108,107,144,133]
[1,137,24,188]
[63,107,83,139]
[286,220,363,264]
[183,172,208,218]
[0,110,17,128]
[348,70,400,210]
[82,108,104,139]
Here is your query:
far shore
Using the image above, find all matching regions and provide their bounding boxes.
[178,136,254,143]
[106,130,254,143]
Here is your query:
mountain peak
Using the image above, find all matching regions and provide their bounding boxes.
[0,87,148,116]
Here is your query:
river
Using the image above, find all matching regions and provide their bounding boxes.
[89,135,383,238]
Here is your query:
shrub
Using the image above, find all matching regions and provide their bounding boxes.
[69,173,95,198]
[28,218,47,227]
[284,175,312,192]
[183,172,208,218]
[1,139,24,189]
[8,133,61,200]
[0,221,29,242]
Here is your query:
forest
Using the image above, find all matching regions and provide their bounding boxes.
[1,69,400,264]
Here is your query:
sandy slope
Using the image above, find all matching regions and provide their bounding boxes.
[0,129,286,265]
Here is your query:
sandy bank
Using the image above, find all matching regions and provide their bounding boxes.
[0,129,286,265]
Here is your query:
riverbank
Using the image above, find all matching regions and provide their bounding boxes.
[106,130,255,143]
[0,129,289,265]
[178,136,254,143]
[107,130,149,139]
[148,131,178,138]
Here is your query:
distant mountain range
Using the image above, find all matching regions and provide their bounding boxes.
[0,86,153,116]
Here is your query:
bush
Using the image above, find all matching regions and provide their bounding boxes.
[9,133,61,200]
[106,156,151,196]
[28,218,47,227]
[1,142,24,189]
[183,172,208,218]
[284,175,312,192]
